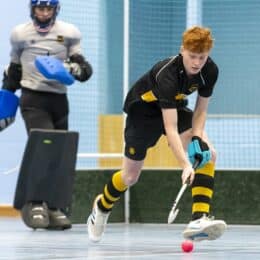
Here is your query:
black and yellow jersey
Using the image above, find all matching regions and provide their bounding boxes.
[123,54,218,114]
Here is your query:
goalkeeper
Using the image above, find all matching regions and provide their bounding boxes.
[1,0,92,230]
[87,26,226,242]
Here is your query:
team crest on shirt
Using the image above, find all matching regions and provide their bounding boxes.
[175,93,186,100]
[188,84,199,92]
[56,35,64,43]
[129,147,136,155]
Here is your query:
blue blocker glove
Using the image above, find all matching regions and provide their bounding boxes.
[35,56,75,85]
[188,136,211,168]
[0,89,19,131]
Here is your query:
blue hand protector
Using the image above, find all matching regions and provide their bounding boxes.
[0,89,19,119]
[188,136,211,168]
[35,56,75,85]
[0,89,19,131]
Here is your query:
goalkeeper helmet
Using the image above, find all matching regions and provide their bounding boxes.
[30,0,60,32]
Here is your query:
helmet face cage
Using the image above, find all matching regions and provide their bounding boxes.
[30,0,60,32]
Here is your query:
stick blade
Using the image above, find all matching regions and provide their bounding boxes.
[167,208,179,224]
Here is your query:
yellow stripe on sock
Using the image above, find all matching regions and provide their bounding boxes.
[192,186,213,198]
[104,185,120,202]
[195,162,215,177]
[192,202,210,213]
[112,171,128,192]
[100,195,113,209]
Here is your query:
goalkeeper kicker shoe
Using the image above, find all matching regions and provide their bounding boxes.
[183,215,227,241]
[47,209,72,230]
[21,202,49,229]
[87,194,110,242]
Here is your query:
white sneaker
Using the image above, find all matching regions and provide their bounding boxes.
[87,194,110,242]
[183,215,227,242]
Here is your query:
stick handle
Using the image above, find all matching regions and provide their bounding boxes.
[192,158,200,170]
[174,183,187,204]
[167,159,201,224]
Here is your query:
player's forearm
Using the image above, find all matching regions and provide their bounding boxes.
[167,130,191,169]
[192,96,209,137]
[162,108,191,169]
[192,109,207,137]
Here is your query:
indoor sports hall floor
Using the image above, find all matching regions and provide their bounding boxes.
[1,217,260,259]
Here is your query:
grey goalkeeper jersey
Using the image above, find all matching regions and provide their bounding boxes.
[10,20,82,94]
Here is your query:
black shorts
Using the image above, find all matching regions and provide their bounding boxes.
[124,107,193,160]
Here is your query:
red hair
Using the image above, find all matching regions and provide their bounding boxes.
[182,26,214,53]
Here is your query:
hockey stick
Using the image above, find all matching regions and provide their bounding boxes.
[167,159,200,224]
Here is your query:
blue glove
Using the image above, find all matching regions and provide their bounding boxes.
[0,89,19,131]
[188,136,211,168]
